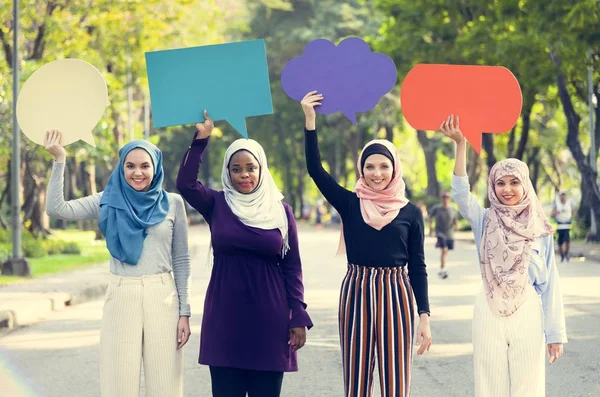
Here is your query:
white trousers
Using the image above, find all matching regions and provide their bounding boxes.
[100,273,183,397]
[472,285,545,397]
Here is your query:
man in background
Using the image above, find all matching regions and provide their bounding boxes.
[552,190,573,262]
[429,192,458,279]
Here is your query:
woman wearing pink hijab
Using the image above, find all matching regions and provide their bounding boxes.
[301,92,432,397]
[441,115,567,397]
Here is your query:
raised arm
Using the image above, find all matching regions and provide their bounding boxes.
[176,110,219,220]
[44,130,101,220]
[440,115,486,229]
[301,91,353,214]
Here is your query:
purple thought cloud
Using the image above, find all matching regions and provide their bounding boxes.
[281,37,397,124]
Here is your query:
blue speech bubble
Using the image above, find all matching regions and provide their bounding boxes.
[145,40,274,138]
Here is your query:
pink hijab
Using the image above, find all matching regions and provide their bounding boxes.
[481,159,554,316]
[337,139,409,255]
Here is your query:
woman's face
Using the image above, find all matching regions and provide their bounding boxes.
[124,149,154,192]
[362,154,393,191]
[229,150,260,194]
[494,175,524,206]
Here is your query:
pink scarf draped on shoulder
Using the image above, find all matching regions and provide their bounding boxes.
[481,158,554,316]
[336,139,409,256]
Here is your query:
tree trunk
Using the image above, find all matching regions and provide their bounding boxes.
[481,134,497,206]
[295,168,305,219]
[514,102,533,160]
[482,134,497,170]
[507,126,516,158]
[594,83,600,156]
[351,126,365,183]
[385,124,394,142]
[579,179,592,229]
[22,159,50,237]
[416,130,440,198]
[0,158,11,220]
[528,147,541,190]
[85,159,97,195]
[467,146,483,190]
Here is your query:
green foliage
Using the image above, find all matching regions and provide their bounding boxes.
[0,0,598,234]
[61,241,82,255]
[42,239,66,255]
[21,232,46,258]
[0,228,82,257]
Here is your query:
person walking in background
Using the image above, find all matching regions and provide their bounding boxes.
[314,199,325,229]
[552,190,573,262]
[429,192,458,279]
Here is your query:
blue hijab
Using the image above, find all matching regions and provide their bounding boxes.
[99,140,170,265]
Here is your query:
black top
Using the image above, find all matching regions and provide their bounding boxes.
[305,129,430,314]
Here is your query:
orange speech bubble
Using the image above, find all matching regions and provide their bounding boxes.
[400,64,522,154]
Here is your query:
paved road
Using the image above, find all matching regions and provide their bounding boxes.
[1,227,599,396]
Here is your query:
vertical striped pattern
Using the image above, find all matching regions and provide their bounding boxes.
[472,285,545,397]
[100,273,183,397]
[339,264,415,397]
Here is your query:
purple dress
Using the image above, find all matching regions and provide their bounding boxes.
[176,136,313,372]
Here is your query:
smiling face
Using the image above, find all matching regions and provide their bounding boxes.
[123,148,154,192]
[229,150,260,194]
[494,175,525,206]
[362,154,394,191]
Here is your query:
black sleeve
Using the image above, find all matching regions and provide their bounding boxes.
[406,205,430,315]
[304,128,353,215]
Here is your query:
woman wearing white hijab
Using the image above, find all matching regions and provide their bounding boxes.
[177,111,313,397]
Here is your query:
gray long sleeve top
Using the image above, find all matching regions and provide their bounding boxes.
[46,161,191,316]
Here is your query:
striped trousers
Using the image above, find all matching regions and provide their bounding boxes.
[472,285,545,397]
[339,264,415,397]
[100,273,183,397]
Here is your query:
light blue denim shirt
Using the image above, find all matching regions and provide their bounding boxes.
[451,174,568,344]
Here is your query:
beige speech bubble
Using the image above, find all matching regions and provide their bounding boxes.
[16,59,108,147]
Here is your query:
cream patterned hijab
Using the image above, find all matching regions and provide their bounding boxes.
[481,159,553,316]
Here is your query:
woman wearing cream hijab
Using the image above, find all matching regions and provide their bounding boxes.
[442,114,567,397]
[177,111,313,397]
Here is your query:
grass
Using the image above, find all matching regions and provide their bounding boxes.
[0,230,109,286]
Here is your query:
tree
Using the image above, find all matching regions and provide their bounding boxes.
[0,0,233,234]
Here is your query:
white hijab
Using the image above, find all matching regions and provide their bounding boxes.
[221,138,289,257]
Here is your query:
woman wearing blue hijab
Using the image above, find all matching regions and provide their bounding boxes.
[45,130,191,397]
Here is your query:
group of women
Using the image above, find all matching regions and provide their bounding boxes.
[44,91,566,397]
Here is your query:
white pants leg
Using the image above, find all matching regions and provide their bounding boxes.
[100,275,143,397]
[473,288,510,397]
[507,287,545,397]
[472,285,545,397]
[100,273,182,397]
[142,273,183,397]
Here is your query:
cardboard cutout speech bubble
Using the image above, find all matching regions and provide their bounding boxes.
[400,64,522,153]
[281,37,397,124]
[17,59,108,147]
[145,40,273,138]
